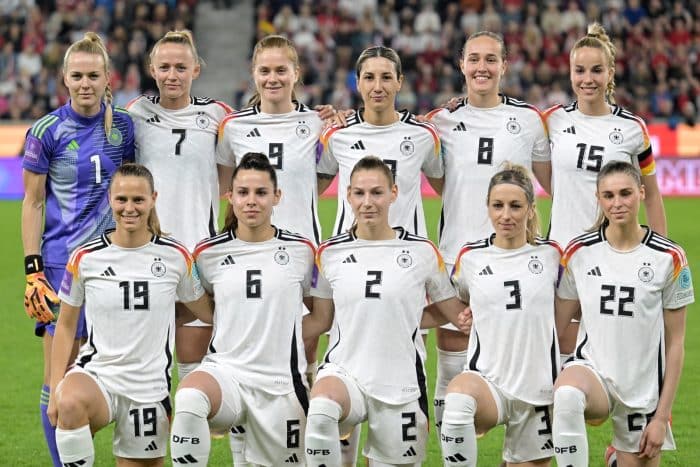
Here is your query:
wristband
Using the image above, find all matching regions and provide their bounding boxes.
[25,255,44,275]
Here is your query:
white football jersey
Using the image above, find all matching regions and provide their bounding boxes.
[312,227,455,404]
[194,228,315,395]
[318,109,443,237]
[451,236,562,406]
[127,95,233,250]
[558,227,694,411]
[216,103,324,244]
[426,95,550,264]
[59,232,204,402]
[545,102,656,246]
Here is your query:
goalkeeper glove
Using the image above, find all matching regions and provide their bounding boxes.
[24,255,59,323]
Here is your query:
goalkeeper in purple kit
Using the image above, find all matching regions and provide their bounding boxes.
[20,32,135,467]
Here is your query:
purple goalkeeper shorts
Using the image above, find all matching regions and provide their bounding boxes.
[34,266,87,339]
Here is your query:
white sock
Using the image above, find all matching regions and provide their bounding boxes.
[56,424,95,466]
[441,393,477,467]
[229,425,249,466]
[177,362,200,382]
[340,424,360,466]
[305,397,342,466]
[553,385,588,467]
[171,388,212,464]
[434,349,468,432]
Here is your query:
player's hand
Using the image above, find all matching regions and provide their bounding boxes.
[24,272,59,323]
[317,105,353,129]
[457,306,473,334]
[638,417,666,460]
[443,97,462,112]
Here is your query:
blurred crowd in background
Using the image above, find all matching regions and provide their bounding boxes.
[1,0,698,126]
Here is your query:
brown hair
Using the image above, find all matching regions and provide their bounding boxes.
[247,35,299,107]
[355,45,403,79]
[462,31,507,61]
[590,160,642,230]
[221,153,279,233]
[63,32,113,137]
[349,155,395,187]
[571,22,617,104]
[487,163,540,245]
[149,29,203,66]
[110,163,163,236]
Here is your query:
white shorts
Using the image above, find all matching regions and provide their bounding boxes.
[565,361,676,453]
[64,367,171,459]
[469,371,553,463]
[196,361,308,466]
[317,363,429,464]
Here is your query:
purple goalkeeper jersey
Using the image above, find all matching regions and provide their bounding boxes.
[23,102,135,267]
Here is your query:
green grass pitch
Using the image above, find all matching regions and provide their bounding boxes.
[1,197,697,465]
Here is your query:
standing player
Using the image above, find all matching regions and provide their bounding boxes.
[217,34,324,244]
[21,32,135,467]
[424,31,550,437]
[442,164,561,467]
[318,45,443,238]
[553,161,692,467]
[169,153,315,466]
[48,163,212,467]
[304,156,468,467]
[126,30,233,386]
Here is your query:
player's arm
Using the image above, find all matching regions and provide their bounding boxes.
[555,296,580,343]
[48,301,81,426]
[641,173,667,236]
[421,298,471,333]
[21,169,59,322]
[217,163,234,198]
[303,297,334,340]
[532,161,552,195]
[317,172,335,196]
[182,293,214,325]
[639,306,686,459]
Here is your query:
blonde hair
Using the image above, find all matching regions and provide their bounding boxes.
[248,35,300,107]
[590,161,642,231]
[487,163,540,245]
[110,163,163,236]
[63,32,113,137]
[571,23,617,104]
[149,29,203,66]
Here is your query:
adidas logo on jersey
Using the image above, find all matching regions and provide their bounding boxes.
[444,453,468,463]
[220,255,236,266]
[563,126,576,134]
[284,453,300,463]
[587,266,602,276]
[66,139,80,151]
[246,128,261,137]
[146,114,161,124]
[342,254,358,263]
[403,446,417,457]
[478,265,493,275]
[350,140,366,150]
[452,122,467,131]
[145,440,158,452]
[100,266,116,277]
[541,439,554,450]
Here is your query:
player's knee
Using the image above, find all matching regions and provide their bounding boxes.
[553,385,586,416]
[443,393,476,426]
[174,387,211,419]
[307,397,342,434]
[55,391,89,423]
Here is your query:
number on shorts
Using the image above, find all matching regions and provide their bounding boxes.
[401,412,417,442]
[286,419,300,448]
[534,405,552,435]
[129,406,157,437]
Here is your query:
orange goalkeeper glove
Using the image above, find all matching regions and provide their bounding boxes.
[24,255,60,323]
